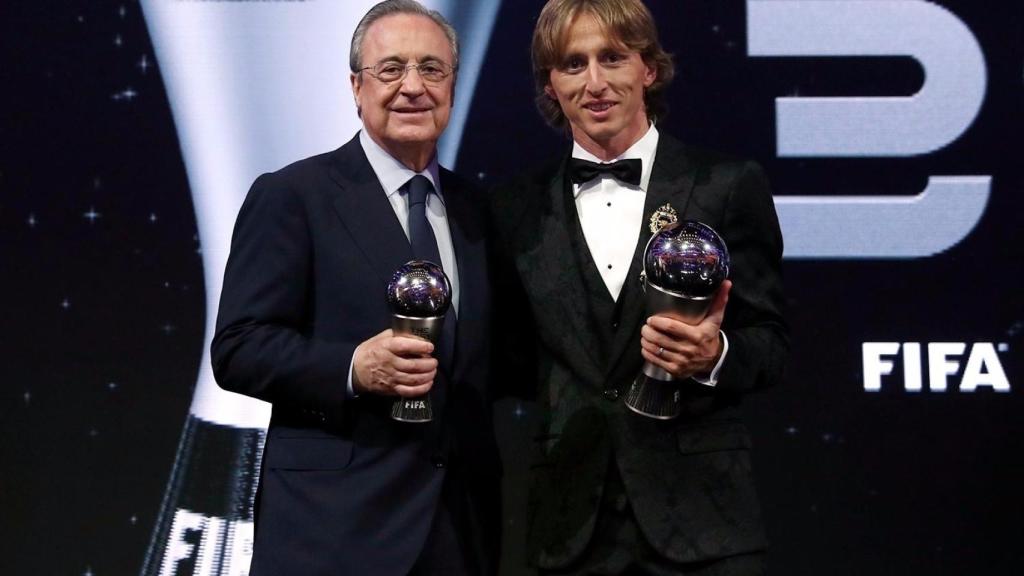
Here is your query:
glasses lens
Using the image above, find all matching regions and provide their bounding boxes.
[418,63,446,82]
[374,62,405,83]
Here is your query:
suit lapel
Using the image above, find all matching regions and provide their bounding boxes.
[327,135,414,285]
[515,159,605,386]
[606,135,697,376]
[439,169,479,380]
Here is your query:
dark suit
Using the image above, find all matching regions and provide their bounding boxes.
[491,133,787,573]
[212,135,500,575]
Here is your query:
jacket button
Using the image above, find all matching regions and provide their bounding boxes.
[603,389,620,401]
[432,455,446,469]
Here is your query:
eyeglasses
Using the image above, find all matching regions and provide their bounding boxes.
[357,60,455,85]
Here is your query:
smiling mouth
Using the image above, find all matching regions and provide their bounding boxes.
[393,107,432,114]
[583,101,616,113]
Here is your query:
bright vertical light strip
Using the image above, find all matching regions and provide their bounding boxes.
[141,0,376,427]
[436,0,503,168]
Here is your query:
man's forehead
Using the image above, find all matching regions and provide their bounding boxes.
[362,13,451,59]
[368,50,447,62]
[557,14,629,54]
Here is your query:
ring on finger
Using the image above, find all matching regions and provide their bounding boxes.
[657,346,665,357]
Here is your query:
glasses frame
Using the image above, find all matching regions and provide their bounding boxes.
[357,60,456,85]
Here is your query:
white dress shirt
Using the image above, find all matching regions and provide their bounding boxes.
[347,130,460,396]
[572,124,659,301]
[572,125,727,386]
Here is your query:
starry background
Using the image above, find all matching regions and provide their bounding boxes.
[1,1,1023,575]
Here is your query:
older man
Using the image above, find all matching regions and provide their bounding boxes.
[492,0,788,574]
[212,1,498,574]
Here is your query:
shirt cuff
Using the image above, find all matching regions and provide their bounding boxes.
[692,331,728,387]
[346,357,359,399]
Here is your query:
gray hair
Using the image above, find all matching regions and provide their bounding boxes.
[349,0,460,76]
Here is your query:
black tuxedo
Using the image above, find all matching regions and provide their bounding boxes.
[491,133,787,572]
[212,135,500,575]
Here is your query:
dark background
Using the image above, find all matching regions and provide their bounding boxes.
[2,1,1022,574]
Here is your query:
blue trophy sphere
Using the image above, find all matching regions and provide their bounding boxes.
[643,221,730,298]
[387,260,452,317]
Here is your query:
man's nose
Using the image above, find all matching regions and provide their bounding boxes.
[584,62,608,93]
[400,66,427,94]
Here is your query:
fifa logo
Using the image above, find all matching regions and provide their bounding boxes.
[862,342,1010,392]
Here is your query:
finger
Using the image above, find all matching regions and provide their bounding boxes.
[392,356,438,374]
[641,323,697,352]
[393,380,434,397]
[393,368,436,387]
[387,336,435,357]
[646,315,699,340]
[369,328,393,341]
[640,337,695,366]
[640,337,673,360]
[641,347,680,375]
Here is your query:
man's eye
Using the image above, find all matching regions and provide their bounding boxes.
[603,53,626,65]
[564,57,586,72]
[419,63,444,78]
[377,64,405,78]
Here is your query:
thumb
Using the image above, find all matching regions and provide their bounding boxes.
[705,279,731,326]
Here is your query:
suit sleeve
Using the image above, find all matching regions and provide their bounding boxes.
[211,173,352,412]
[715,161,789,393]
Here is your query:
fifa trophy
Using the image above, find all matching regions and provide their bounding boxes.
[387,260,452,423]
[624,221,730,419]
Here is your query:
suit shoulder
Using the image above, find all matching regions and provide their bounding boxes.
[489,156,562,216]
[242,147,349,217]
[658,138,767,191]
[255,148,338,189]
[662,135,754,172]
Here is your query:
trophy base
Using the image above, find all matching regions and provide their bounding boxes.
[624,373,681,420]
[391,394,433,423]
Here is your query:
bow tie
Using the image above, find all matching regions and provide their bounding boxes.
[568,158,642,187]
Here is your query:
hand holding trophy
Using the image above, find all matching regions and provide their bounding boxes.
[386,260,452,423]
[625,221,730,419]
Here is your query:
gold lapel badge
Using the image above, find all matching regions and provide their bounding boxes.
[648,203,678,233]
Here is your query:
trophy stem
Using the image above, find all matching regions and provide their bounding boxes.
[390,313,444,423]
[624,369,682,420]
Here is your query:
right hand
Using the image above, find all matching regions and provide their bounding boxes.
[352,329,437,397]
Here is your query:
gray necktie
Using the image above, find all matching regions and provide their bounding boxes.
[405,175,455,371]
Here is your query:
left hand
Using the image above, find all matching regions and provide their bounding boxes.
[640,279,731,380]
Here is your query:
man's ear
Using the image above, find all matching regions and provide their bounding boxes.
[350,73,362,116]
[643,60,656,88]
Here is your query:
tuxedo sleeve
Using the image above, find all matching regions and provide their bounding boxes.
[716,161,789,393]
[211,172,352,412]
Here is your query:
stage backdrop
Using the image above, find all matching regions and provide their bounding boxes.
[1,1,1021,575]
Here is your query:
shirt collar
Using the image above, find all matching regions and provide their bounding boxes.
[359,129,444,203]
[570,123,659,197]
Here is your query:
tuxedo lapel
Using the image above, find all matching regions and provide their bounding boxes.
[606,135,697,376]
[515,160,605,387]
[327,136,414,286]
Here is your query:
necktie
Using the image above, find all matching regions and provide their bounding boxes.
[406,175,456,371]
[568,157,642,186]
